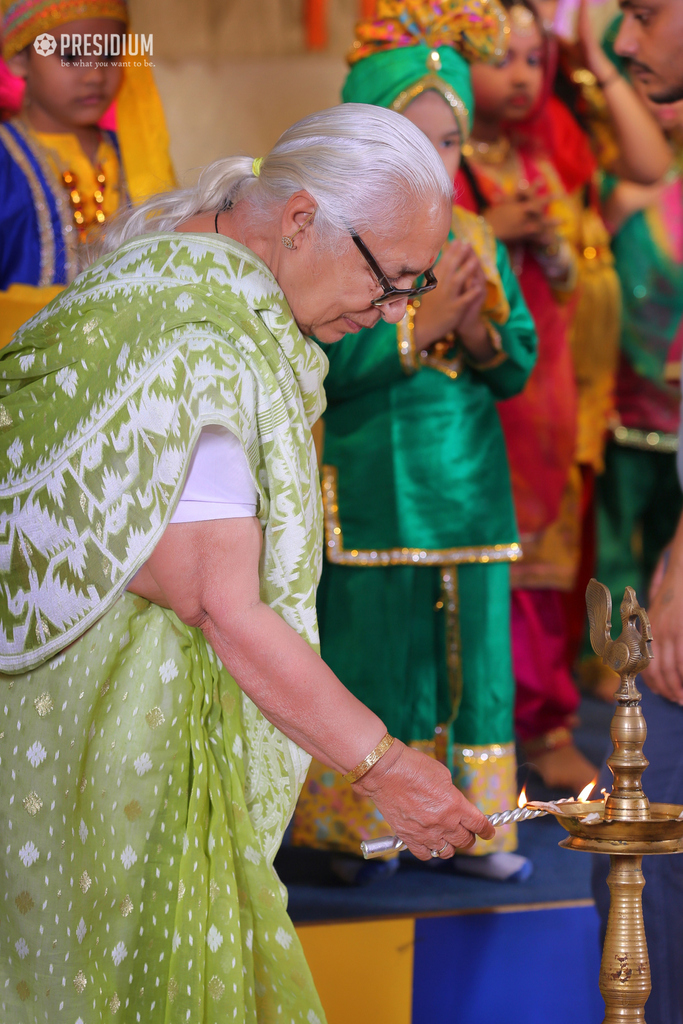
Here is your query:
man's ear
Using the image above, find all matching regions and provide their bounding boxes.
[6,48,30,80]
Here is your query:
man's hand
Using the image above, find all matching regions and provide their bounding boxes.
[576,0,617,85]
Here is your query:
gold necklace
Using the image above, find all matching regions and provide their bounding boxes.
[462,136,512,165]
[62,164,106,241]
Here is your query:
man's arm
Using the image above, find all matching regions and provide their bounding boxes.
[643,511,683,704]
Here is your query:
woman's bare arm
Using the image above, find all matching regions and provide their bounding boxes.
[128,516,385,773]
[127,516,495,858]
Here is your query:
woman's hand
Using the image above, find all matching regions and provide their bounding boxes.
[357,740,495,859]
[484,184,556,246]
[413,239,488,350]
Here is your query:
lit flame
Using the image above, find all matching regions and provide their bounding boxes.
[601,788,608,802]
[577,778,598,803]
[517,786,528,808]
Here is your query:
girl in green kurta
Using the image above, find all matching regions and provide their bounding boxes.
[0,105,497,1021]
[291,1,538,880]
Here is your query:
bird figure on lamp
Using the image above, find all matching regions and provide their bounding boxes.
[586,579,653,699]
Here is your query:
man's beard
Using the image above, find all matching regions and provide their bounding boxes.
[649,83,683,103]
[626,58,683,104]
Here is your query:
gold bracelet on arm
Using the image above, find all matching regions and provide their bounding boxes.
[343,732,395,784]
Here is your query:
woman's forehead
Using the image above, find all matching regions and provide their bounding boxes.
[372,212,449,270]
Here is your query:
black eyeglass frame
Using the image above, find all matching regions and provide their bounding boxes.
[349,229,438,308]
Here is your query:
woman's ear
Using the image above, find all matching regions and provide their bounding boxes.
[281,192,318,251]
[6,48,30,80]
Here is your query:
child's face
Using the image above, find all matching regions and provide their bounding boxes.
[470,19,544,124]
[8,17,125,129]
[632,72,683,133]
[402,90,462,182]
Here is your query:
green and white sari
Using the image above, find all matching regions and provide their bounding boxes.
[0,233,328,1023]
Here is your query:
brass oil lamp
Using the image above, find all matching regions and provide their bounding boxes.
[547,580,683,1021]
[361,580,683,1020]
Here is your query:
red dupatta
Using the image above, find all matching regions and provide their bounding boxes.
[456,152,578,537]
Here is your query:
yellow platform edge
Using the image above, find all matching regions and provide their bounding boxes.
[297,916,415,1024]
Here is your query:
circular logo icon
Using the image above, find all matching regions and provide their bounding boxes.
[34,33,57,56]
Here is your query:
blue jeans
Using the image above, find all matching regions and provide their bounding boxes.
[591,684,683,1024]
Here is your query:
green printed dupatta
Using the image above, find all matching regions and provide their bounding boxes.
[0,233,328,1023]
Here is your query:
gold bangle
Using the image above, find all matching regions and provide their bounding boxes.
[343,732,395,784]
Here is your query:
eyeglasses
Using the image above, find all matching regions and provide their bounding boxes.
[349,229,438,308]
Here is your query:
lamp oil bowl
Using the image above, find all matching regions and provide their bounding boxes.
[550,580,683,1024]
[550,800,683,853]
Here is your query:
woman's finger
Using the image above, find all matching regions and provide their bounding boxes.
[446,824,478,850]
[518,179,543,199]
[455,284,488,311]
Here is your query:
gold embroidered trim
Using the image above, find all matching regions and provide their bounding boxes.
[397,305,421,373]
[391,74,470,143]
[10,118,82,282]
[0,124,56,287]
[322,465,522,566]
[421,349,464,379]
[12,119,79,279]
[452,741,516,765]
[612,425,678,453]
[440,567,464,722]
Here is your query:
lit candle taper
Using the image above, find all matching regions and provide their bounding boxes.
[360,782,596,860]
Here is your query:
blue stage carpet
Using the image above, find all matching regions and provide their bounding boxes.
[279,813,591,922]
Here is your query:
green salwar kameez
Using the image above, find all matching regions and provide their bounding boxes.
[292,235,537,855]
[595,170,683,614]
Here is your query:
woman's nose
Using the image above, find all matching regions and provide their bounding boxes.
[380,297,410,325]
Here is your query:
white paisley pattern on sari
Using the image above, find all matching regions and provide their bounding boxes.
[0,234,328,1023]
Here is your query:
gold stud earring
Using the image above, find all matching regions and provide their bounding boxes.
[281,235,295,249]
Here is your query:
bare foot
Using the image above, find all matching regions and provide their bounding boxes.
[527,743,597,793]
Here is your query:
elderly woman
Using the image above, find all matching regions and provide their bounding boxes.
[0,104,493,1022]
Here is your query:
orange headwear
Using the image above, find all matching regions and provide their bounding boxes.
[2,0,128,60]
[348,0,508,66]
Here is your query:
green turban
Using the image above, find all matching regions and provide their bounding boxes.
[342,45,474,139]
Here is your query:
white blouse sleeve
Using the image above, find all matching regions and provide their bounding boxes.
[170,425,258,523]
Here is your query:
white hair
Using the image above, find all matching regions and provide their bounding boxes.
[98,104,452,253]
